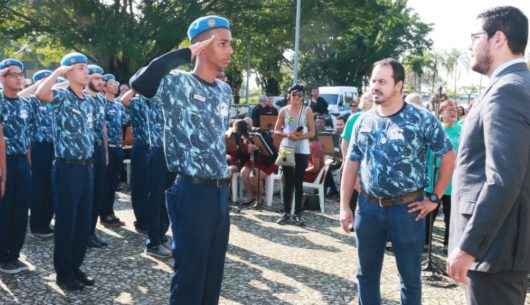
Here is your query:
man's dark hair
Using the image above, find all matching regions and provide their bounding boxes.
[373,58,405,87]
[337,114,348,123]
[478,6,528,55]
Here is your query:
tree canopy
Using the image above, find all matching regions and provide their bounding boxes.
[0,0,432,96]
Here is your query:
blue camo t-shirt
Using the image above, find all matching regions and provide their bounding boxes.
[51,88,95,160]
[152,70,232,178]
[349,103,452,198]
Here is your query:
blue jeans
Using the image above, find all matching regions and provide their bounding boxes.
[166,175,230,305]
[355,193,425,305]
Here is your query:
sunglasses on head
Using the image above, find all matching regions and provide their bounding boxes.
[292,92,303,97]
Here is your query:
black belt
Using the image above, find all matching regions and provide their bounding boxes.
[7,154,27,160]
[56,158,94,165]
[179,174,230,188]
[362,189,424,208]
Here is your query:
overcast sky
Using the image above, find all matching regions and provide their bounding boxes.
[406,1,530,88]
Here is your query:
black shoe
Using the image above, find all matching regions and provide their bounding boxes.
[134,222,148,235]
[292,215,305,227]
[87,235,105,248]
[74,271,95,286]
[94,234,108,247]
[57,278,84,291]
[0,259,29,274]
[276,214,291,225]
[31,227,54,239]
[145,245,172,258]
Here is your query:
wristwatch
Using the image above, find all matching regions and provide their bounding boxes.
[429,193,441,205]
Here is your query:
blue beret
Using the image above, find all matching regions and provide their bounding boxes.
[60,52,88,67]
[103,74,116,82]
[32,69,52,82]
[0,58,24,71]
[187,15,230,41]
[88,64,104,75]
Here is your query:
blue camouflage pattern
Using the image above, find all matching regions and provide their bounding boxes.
[90,93,107,146]
[349,103,452,198]
[0,95,35,155]
[152,70,232,178]
[29,96,55,143]
[147,101,163,148]
[105,98,129,146]
[127,96,150,145]
[51,88,95,160]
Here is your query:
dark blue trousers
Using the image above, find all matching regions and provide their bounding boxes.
[145,147,171,246]
[53,160,94,281]
[167,175,230,305]
[30,141,54,234]
[102,147,123,217]
[91,144,107,234]
[131,142,149,230]
[0,156,31,263]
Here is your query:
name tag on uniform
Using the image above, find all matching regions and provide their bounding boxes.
[193,94,206,102]
[388,127,404,141]
[360,126,372,133]
[72,109,81,115]
[19,109,29,120]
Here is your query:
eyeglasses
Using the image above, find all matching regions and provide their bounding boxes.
[470,31,488,41]
[292,92,303,97]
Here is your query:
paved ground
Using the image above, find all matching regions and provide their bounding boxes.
[1,187,528,305]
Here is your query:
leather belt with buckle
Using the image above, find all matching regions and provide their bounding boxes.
[179,174,231,188]
[362,189,424,208]
[56,158,94,166]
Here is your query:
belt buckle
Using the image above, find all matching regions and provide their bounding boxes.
[377,197,385,208]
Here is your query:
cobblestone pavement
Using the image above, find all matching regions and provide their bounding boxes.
[1,188,528,305]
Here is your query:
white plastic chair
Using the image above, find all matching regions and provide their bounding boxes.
[299,159,332,213]
[123,159,131,185]
[231,172,241,203]
[265,169,283,207]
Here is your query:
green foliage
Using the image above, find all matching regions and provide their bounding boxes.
[0,0,432,97]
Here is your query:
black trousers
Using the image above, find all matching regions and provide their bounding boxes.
[468,270,528,305]
[0,156,31,262]
[102,147,124,217]
[425,194,451,246]
[29,141,54,233]
[281,154,308,215]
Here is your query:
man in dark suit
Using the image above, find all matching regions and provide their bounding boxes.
[448,6,530,305]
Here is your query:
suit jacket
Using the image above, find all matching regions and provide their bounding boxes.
[449,62,530,273]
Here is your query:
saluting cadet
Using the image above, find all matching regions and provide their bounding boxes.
[131,15,234,305]
[35,52,96,291]
[28,69,55,240]
[121,90,150,234]
[101,74,129,227]
[0,59,35,274]
[86,64,109,248]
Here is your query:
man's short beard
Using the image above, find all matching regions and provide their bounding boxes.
[471,46,493,75]
[88,82,99,92]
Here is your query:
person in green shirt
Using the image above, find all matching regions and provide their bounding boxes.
[339,92,372,210]
[425,99,461,249]
[340,92,373,158]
